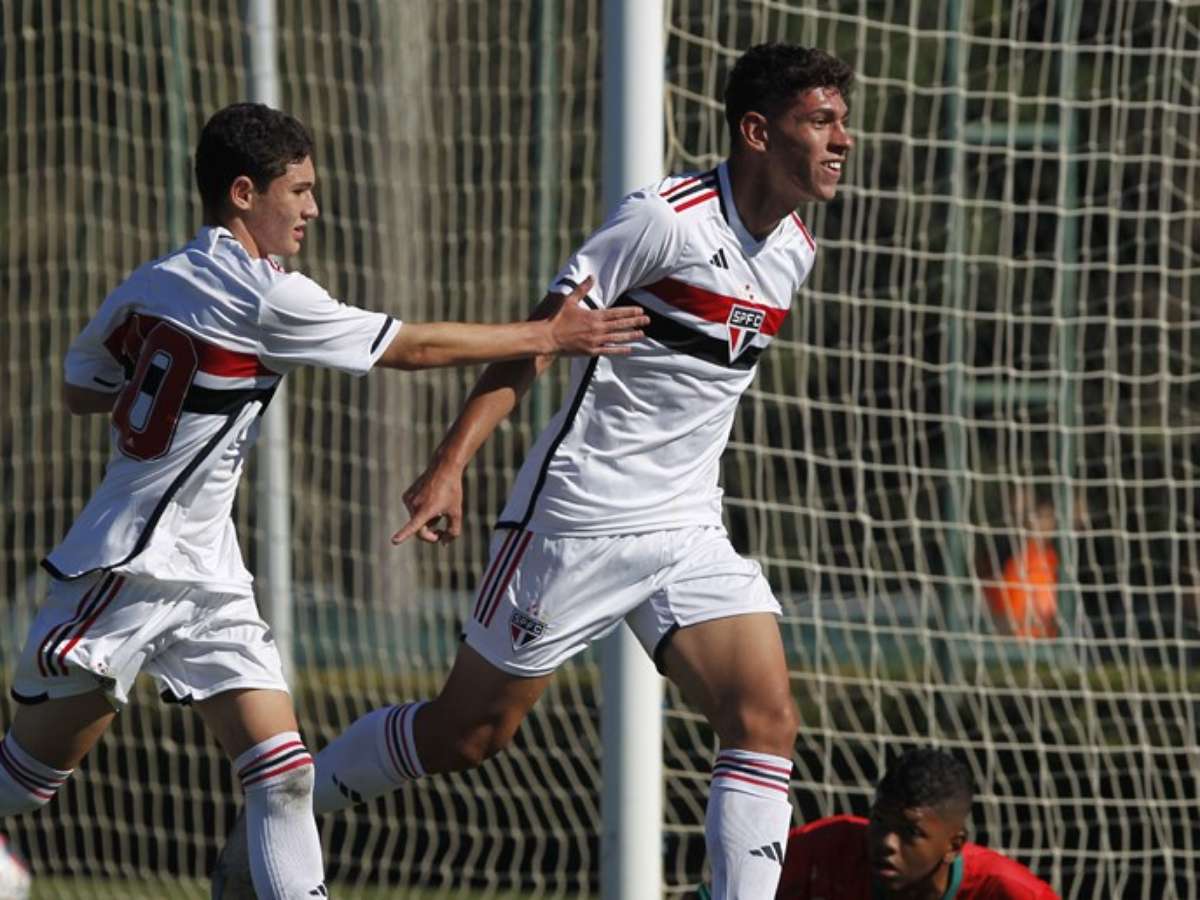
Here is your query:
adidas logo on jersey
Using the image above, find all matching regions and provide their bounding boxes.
[510,609,549,650]
[709,247,730,269]
[726,304,765,363]
[748,841,784,864]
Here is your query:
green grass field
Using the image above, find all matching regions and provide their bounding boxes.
[30,878,548,899]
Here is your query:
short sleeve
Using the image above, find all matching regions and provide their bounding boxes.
[64,291,135,392]
[257,273,401,376]
[549,188,685,308]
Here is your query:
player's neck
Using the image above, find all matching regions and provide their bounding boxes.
[220,217,267,259]
[725,153,791,241]
[885,864,951,900]
[873,855,953,900]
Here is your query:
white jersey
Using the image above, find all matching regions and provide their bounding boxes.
[499,161,817,536]
[43,226,401,591]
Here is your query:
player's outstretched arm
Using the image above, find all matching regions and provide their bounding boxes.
[374,276,646,371]
[63,383,119,415]
[392,290,576,545]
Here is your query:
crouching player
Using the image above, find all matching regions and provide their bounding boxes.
[775,749,1060,900]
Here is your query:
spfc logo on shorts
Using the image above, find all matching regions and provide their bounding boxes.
[726,305,764,362]
[510,610,548,650]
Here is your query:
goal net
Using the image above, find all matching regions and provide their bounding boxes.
[1,1,1197,898]
[661,3,1199,899]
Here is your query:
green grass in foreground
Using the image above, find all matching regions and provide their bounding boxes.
[31,878,542,899]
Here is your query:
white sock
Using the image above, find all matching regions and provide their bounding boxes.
[312,702,426,814]
[234,732,325,900]
[0,734,71,816]
[705,748,793,900]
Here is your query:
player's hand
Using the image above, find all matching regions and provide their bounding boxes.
[393,463,464,545]
[546,276,649,356]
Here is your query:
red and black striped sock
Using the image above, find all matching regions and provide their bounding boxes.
[311,701,427,815]
[234,731,324,900]
[706,748,794,898]
[0,734,71,816]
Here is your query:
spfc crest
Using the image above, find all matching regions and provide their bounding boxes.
[726,304,764,362]
[510,610,548,650]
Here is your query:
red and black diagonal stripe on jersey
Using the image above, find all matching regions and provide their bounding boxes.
[104,313,276,378]
[618,277,788,370]
[661,169,719,213]
[104,313,280,415]
[495,282,603,531]
[41,386,264,583]
[36,573,124,677]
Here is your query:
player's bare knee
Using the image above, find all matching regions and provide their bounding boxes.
[422,693,524,772]
[451,724,514,770]
[440,713,520,771]
[712,694,799,756]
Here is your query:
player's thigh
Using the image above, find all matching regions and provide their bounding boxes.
[194,688,299,760]
[629,527,795,751]
[149,591,295,759]
[659,612,796,754]
[427,643,553,738]
[9,690,117,770]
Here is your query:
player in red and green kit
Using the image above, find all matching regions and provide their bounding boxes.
[775,749,1059,900]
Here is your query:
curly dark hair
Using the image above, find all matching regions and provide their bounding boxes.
[724,43,854,145]
[194,102,314,220]
[877,748,974,820]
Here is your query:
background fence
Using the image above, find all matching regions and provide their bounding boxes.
[2,1,1198,897]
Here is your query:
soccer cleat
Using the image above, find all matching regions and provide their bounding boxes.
[210,809,254,900]
[0,833,31,900]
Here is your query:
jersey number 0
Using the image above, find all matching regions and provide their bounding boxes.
[111,319,199,461]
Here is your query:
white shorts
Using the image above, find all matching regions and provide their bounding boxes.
[10,571,288,710]
[464,525,780,676]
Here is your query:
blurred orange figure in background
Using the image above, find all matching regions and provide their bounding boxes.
[985,497,1059,638]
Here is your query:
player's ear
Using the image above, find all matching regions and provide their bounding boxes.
[738,111,769,153]
[228,175,257,212]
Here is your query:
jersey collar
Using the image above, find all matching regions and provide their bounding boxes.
[196,225,241,251]
[716,160,792,257]
[942,855,964,899]
[871,856,964,900]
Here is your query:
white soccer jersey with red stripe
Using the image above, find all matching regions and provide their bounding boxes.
[44,226,400,590]
[498,161,816,536]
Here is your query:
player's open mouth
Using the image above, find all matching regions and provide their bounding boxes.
[822,160,843,177]
[870,859,899,878]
